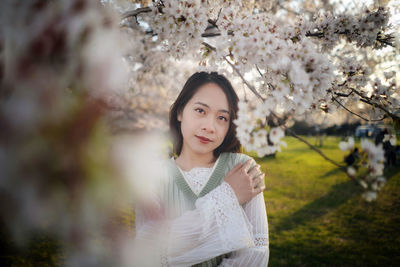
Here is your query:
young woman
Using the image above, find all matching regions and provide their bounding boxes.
[134,72,269,267]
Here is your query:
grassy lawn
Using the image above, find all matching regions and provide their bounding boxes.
[249,136,400,267]
[2,136,399,266]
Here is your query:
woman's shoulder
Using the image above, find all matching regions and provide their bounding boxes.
[222,152,255,166]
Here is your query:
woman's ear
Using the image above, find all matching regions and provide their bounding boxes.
[177,112,182,122]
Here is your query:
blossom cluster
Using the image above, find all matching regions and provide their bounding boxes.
[115,1,400,206]
[339,137,386,202]
[326,56,372,111]
[144,0,210,58]
[122,1,398,130]
[0,0,137,265]
[339,57,371,88]
[330,71,399,120]
[202,11,336,116]
[370,77,399,108]
[234,100,286,157]
[300,7,391,51]
[133,1,336,134]
[287,6,398,118]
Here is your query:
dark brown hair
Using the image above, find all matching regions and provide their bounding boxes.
[169,72,241,158]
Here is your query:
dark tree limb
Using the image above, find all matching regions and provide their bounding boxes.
[121,7,152,20]
[331,96,385,122]
[349,88,399,122]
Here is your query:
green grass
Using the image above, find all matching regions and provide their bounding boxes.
[249,136,400,267]
[2,136,399,266]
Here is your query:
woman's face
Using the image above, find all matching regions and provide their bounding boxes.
[178,83,230,158]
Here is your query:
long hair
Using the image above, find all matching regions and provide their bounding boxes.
[169,72,241,158]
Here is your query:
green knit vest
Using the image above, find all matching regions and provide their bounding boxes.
[166,152,232,267]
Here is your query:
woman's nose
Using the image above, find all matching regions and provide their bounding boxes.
[201,117,215,133]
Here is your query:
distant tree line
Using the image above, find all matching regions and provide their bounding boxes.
[289,120,362,136]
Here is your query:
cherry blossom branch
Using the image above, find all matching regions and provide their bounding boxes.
[221,54,265,101]
[255,65,276,91]
[228,61,353,178]
[305,30,395,47]
[122,6,394,48]
[206,8,222,30]
[331,95,385,122]
[334,91,352,97]
[277,2,300,16]
[222,54,365,174]
[358,97,399,122]
[376,32,395,47]
[201,30,233,38]
[274,114,352,177]
[121,7,152,20]
[334,87,400,122]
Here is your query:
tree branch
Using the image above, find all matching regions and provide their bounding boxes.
[305,29,394,47]
[121,7,152,20]
[331,96,385,122]
[335,91,353,97]
[255,64,265,79]
[349,88,400,122]
[122,6,394,48]
[269,109,355,182]
[279,117,349,171]
[277,2,300,16]
[220,53,265,101]
[202,41,216,51]
[228,62,355,180]
[201,31,233,38]
[269,111,357,183]
[332,86,399,122]
[305,31,325,38]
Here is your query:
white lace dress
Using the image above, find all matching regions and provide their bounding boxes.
[134,158,269,267]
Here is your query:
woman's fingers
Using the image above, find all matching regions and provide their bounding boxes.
[226,162,242,176]
[248,164,261,178]
[254,185,266,195]
[225,158,266,204]
[252,173,265,188]
[241,159,254,173]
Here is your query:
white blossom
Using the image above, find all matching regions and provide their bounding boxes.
[253,129,268,147]
[269,127,285,144]
[362,191,377,202]
[361,139,385,164]
[383,134,397,146]
[339,137,355,151]
[371,176,386,191]
[347,166,356,177]
[359,179,368,189]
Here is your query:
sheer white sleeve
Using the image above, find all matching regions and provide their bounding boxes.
[133,182,255,267]
[218,192,269,267]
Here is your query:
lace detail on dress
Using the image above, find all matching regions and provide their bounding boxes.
[181,167,213,195]
[254,234,269,247]
[161,254,168,267]
[198,182,254,251]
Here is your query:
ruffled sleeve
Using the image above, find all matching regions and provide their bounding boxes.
[216,153,269,267]
[218,191,269,267]
[133,181,255,267]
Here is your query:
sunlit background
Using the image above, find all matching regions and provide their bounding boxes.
[0,0,399,266]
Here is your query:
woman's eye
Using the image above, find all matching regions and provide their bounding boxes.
[218,116,228,122]
[195,108,204,114]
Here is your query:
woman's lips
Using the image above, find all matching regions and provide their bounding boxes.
[196,135,211,144]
